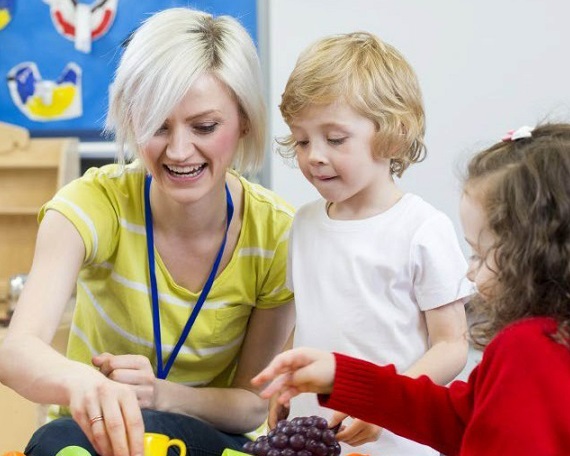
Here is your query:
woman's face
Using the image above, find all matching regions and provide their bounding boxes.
[141,73,246,205]
[460,191,498,300]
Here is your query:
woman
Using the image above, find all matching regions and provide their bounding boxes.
[0,8,295,456]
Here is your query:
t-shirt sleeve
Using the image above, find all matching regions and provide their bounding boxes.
[410,212,472,310]
[38,168,120,265]
[257,223,294,308]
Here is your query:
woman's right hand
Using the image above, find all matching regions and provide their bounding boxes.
[68,370,144,456]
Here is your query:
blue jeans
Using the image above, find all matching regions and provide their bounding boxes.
[25,409,250,456]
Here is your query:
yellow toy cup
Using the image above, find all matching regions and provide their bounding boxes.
[144,432,187,456]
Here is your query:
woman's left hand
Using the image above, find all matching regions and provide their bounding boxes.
[93,353,158,409]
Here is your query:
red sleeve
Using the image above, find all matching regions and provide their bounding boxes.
[319,353,471,456]
[319,318,570,456]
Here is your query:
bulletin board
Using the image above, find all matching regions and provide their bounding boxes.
[0,0,257,139]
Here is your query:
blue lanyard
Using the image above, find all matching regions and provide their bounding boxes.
[144,175,234,379]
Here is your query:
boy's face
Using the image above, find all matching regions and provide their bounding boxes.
[460,191,498,300]
[289,101,393,215]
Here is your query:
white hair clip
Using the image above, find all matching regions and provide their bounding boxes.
[502,125,534,141]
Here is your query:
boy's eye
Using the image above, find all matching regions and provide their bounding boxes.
[328,137,346,145]
[195,122,218,133]
[295,140,309,148]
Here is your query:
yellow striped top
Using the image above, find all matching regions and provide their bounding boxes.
[40,162,294,417]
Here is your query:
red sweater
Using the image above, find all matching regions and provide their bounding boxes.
[319,317,570,455]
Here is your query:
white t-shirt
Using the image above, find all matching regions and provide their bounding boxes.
[289,194,471,456]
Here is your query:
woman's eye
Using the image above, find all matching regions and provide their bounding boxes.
[195,123,218,133]
[328,137,346,145]
[154,125,168,136]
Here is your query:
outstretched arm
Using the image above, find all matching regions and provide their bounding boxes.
[0,211,144,456]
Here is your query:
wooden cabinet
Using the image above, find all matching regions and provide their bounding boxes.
[0,123,79,300]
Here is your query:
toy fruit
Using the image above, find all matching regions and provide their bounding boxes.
[2,452,26,456]
[242,415,341,456]
[222,450,251,456]
[55,446,91,456]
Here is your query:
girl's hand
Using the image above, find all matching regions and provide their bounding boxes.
[251,347,336,405]
[330,411,382,446]
[68,370,144,456]
[93,353,157,409]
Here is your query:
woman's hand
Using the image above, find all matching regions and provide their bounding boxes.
[251,347,336,405]
[68,369,144,456]
[329,411,383,446]
[93,353,157,409]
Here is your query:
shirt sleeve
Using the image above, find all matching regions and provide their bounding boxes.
[38,168,120,265]
[410,212,471,310]
[319,352,469,456]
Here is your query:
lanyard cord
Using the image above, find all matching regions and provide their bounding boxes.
[144,175,234,379]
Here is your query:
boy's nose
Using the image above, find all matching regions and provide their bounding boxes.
[307,143,327,164]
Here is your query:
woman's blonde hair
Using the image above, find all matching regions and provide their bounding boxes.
[277,31,425,177]
[105,8,265,174]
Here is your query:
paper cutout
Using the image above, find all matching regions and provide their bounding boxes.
[43,0,118,53]
[0,0,15,31]
[7,61,83,121]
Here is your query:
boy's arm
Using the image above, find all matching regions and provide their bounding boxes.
[403,299,468,384]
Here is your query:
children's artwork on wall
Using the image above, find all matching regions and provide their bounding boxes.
[7,62,82,121]
[0,0,257,139]
[0,0,15,30]
[43,0,118,54]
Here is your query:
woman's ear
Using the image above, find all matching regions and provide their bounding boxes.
[240,117,250,138]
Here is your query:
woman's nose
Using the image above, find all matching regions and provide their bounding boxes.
[166,128,195,161]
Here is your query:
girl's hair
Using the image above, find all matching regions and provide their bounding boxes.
[105,8,266,174]
[466,123,570,347]
[277,31,425,177]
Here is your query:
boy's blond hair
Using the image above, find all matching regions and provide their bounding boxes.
[278,32,425,177]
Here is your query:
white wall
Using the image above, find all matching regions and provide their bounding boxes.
[263,0,570,249]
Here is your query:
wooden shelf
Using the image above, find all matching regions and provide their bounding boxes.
[0,125,79,300]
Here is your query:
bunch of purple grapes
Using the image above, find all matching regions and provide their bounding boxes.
[242,416,341,456]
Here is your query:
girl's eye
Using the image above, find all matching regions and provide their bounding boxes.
[468,253,481,264]
[195,123,218,133]
[328,137,346,145]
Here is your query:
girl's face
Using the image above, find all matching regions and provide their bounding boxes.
[460,191,498,300]
[290,101,393,213]
[141,73,245,205]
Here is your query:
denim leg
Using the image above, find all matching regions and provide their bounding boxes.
[25,417,95,456]
[25,410,251,456]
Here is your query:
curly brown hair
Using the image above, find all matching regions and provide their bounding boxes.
[466,123,570,348]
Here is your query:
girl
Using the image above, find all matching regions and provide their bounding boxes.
[254,123,570,455]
